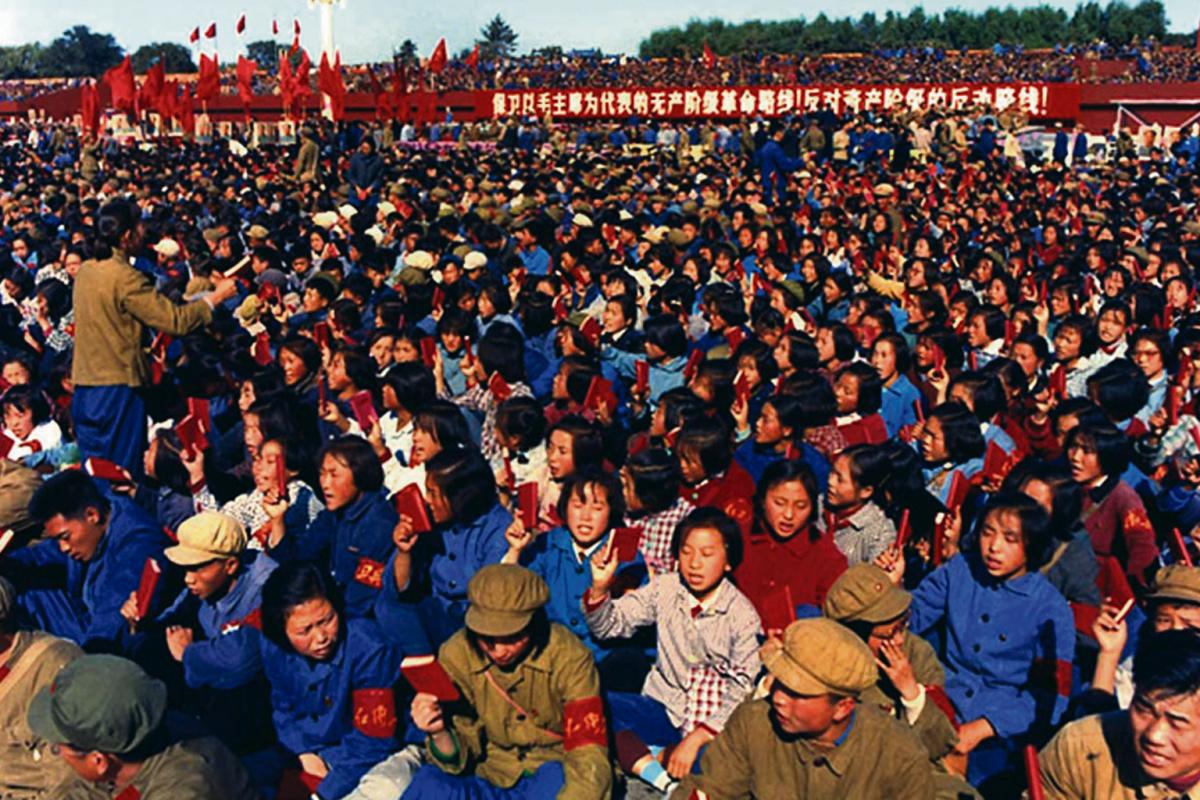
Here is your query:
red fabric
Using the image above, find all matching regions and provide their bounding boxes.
[925,685,960,730]
[1031,659,1074,697]
[391,62,407,122]
[80,81,100,134]
[292,51,311,101]
[354,557,385,590]
[102,56,136,114]
[702,42,716,70]
[352,688,397,737]
[1019,414,1060,460]
[464,44,480,69]
[734,525,848,615]
[1081,481,1157,590]
[682,463,756,535]
[837,413,888,447]
[196,54,221,104]
[139,61,165,112]
[189,27,200,44]
[235,14,246,35]
[236,56,257,109]
[428,38,447,73]
[278,54,294,117]
[204,22,216,39]
[179,85,196,135]
[114,787,141,800]
[1071,602,1100,637]
[563,696,607,751]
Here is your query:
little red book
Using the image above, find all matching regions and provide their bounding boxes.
[635,360,650,395]
[611,526,643,563]
[583,377,617,414]
[580,317,602,346]
[488,372,512,402]
[186,397,212,434]
[84,458,133,485]
[349,391,379,431]
[895,509,912,549]
[760,585,796,633]
[395,483,433,534]
[275,455,288,499]
[313,321,331,350]
[175,415,209,456]
[517,483,539,530]
[135,558,162,619]
[420,338,437,369]
[683,350,705,381]
[981,441,1010,484]
[401,655,460,702]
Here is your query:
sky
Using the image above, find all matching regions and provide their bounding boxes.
[0,0,1196,64]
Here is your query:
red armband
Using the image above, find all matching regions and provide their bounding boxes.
[354,557,386,590]
[352,688,398,738]
[1031,658,1074,697]
[924,684,960,730]
[563,696,606,751]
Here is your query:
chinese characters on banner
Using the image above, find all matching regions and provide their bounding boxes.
[485,83,1081,121]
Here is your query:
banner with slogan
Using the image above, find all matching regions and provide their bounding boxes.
[485,83,1082,121]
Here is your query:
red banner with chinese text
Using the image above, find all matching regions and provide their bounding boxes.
[484,83,1081,121]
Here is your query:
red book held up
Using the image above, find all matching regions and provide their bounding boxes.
[580,317,602,346]
[349,391,379,431]
[683,350,705,381]
[517,482,539,530]
[420,338,437,369]
[395,483,432,534]
[186,397,212,434]
[253,333,272,366]
[635,360,650,395]
[583,377,617,414]
[725,327,746,353]
[313,321,331,350]
[275,455,288,498]
[945,469,970,512]
[84,457,133,485]
[981,441,1010,483]
[175,415,209,456]
[0,434,13,461]
[931,343,946,373]
[401,654,460,702]
[611,526,643,564]
[760,585,796,633]
[895,509,912,549]
[1024,745,1045,800]
[488,372,512,402]
[135,558,162,619]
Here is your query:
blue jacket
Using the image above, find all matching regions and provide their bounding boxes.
[910,554,1074,740]
[735,439,830,490]
[420,502,511,617]
[602,348,685,413]
[520,526,647,658]
[880,374,923,437]
[286,490,397,619]
[6,496,175,653]
[262,618,404,800]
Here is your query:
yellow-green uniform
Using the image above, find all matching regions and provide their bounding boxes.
[1038,711,1178,800]
[676,699,934,800]
[72,249,213,388]
[0,632,83,800]
[294,137,320,184]
[860,633,959,763]
[49,737,261,800]
[429,622,612,800]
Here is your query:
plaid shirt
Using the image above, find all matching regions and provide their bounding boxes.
[586,573,761,734]
[453,380,533,468]
[631,497,694,576]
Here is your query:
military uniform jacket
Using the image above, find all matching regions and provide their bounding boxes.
[431,622,612,800]
[0,631,82,800]
[859,633,959,763]
[72,249,213,388]
[677,700,934,800]
[1039,711,1188,800]
[51,736,260,800]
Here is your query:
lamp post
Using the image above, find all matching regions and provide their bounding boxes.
[308,0,342,119]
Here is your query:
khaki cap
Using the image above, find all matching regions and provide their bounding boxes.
[246,224,269,240]
[1147,564,1200,605]
[165,512,248,566]
[874,183,896,197]
[28,655,166,754]
[823,564,912,624]
[760,618,876,697]
[465,564,549,637]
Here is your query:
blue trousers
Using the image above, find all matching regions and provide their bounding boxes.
[606,692,680,748]
[72,385,145,475]
[401,761,563,800]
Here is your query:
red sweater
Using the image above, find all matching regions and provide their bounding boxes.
[734,525,848,615]
[1081,479,1158,590]
[681,461,757,535]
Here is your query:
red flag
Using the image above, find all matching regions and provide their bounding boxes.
[317,51,337,96]
[196,53,221,103]
[391,62,407,122]
[428,38,447,73]
[236,13,246,36]
[703,41,716,70]
[189,26,200,44]
[278,51,294,117]
[294,18,301,35]
[292,50,311,101]
[139,59,165,112]
[204,22,217,38]
[180,84,196,134]
[80,80,100,134]
[272,19,279,36]
[102,56,136,114]
[368,66,390,119]
[464,43,479,69]
[330,51,346,120]
[159,78,178,120]
[236,55,256,108]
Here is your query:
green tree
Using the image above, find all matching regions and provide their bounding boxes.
[245,40,280,69]
[37,25,122,77]
[479,14,518,59]
[0,44,44,79]
[130,42,195,73]
[394,39,418,64]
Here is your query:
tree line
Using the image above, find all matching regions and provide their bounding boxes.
[639,1,1187,58]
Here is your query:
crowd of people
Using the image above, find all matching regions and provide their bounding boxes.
[0,95,1198,800]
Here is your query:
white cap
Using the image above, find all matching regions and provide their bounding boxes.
[463,251,488,271]
[404,250,434,270]
[338,203,358,219]
[152,238,180,258]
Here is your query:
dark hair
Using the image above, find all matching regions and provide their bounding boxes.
[872,332,912,374]
[496,397,547,452]
[477,322,526,383]
[1065,424,1131,478]
[677,416,734,478]
[413,400,472,451]
[318,437,384,495]
[94,199,140,259]
[735,339,779,386]
[753,460,818,537]
[949,371,1007,421]
[669,506,744,571]
[150,429,192,495]
[928,401,986,464]
[260,561,344,652]
[29,470,111,525]
[643,314,688,359]
[837,444,892,500]
[1087,360,1150,423]
[382,362,437,415]
[1131,629,1200,702]
[837,363,883,415]
[425,448,498,525]
[0,385,50,424]
[556,469,626,535]
[625,448,681,514]
[279,336,322,377]
[779,370,838,427]
[1004,461,1083,543]
[971,491,1055,571]
[820,322,858,363]
[971,304,1008,341]
[1130,327,1175,373]
[781,332,821,372]
[335,348,377,395]
[547,415,605,473]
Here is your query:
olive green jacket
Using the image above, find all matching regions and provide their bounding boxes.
[429,623,611,800]
[71,249,213,388]
[677,700,934,800]
[860,633,959,764]
[1039,711,1175,800]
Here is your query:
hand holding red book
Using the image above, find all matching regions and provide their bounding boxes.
[401,655,460,702]
[395,483,433,534]
[135,558,162,620]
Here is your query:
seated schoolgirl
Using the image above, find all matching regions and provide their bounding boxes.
[622,448,695,576]
[832,362,889,446]
[586,507,762,794]
[0,385,62,460]
[918,401,986,508]
[675,417,756,535]
[825,445,898,565]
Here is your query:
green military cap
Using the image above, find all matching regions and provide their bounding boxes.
[666,228,690,248]
[246,224,269,240]
[680,200,700,215]
[28,655,166,754]
[874,183,896,198]
[1147,564,1200,605]
[649,194,668,204]
[1183,221,1200,236]
[478,180,496,192]
[1124,246,1150,266]
[778,280,807,306]
[702,197,722,211]
[545,205,566,224]
[465,564,550,637]
[760,618,876,697]
[823,564,912,624]
[1083,211,1107,225]
[429,187,451,202]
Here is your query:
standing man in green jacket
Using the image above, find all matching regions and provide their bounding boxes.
[72,200,236,473]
